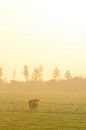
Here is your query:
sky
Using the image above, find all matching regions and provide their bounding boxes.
[0,0,86,80]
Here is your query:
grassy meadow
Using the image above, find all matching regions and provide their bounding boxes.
[0,88,86,130]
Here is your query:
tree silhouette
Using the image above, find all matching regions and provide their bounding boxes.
[65,70,72,80]
[12,71,16,80]
[0,67,3,80]
[53,67,60,80]
[32,67,39,81]
[38,65,43,81]
[32,65,43,81]
[23,65,29,81]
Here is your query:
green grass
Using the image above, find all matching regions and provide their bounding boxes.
[0,93,86,130]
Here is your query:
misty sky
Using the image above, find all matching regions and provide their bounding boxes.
[0,0,86,80]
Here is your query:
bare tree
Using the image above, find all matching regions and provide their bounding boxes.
[23,65,29,81]
[38,65,43,81]
[65,70,72,80]
[32,67,40,81]
[32,65,43,81]
[13,71,16,80]
[0,67,3,80]
[53,67,60,80]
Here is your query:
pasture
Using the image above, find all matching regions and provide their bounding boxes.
[0,92,86,130]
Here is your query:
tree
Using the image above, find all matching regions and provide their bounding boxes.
[32,65,43,81]
[65,70,72,80]
[53,67,60,80]
[32,67,39,81]
[0,67,3,80]
[38,65,43,81]
[12,71,16,80]
[23,65,29,81]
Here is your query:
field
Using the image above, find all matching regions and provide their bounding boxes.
[0,91,86,130]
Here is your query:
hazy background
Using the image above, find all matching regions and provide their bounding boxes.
[0,0,86,80]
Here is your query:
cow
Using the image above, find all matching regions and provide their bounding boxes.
[28,98,39,112]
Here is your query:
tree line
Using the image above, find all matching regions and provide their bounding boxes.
[0,64,77,83]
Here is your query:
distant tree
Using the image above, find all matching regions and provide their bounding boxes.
[0,67,3,80]
[65,70,72,80]
[13,71,16,80]
[38,65,43,81]
[23,65,29,81]
[32,67,39,81]
[53,67,60,80]
[32,65,43,81]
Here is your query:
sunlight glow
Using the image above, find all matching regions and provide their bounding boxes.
[0,0,86,80]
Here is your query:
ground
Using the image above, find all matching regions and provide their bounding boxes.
[0,93,86,130]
